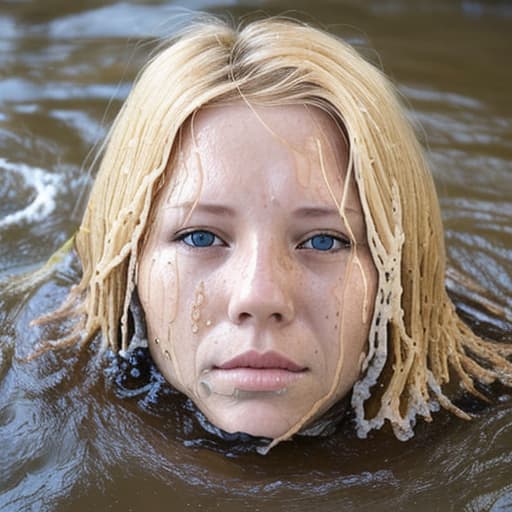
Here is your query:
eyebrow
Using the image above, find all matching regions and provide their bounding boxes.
[172,202,360,218]
[173,202,236,216]
[293,206,361,217]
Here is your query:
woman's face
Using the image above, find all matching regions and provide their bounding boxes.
[137,102,377,439]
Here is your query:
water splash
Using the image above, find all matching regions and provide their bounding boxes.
[0,158,61,229]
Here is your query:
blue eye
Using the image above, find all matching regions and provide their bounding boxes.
[299,234,350,251]
[179,230,222,248]
[311,235,335,251]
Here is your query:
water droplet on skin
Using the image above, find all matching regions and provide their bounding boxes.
[189,282,205,335]
[164,350,171,360]
[205,320,212,327]
[154,337,160,345]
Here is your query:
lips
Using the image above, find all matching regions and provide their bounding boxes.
[216,350,305,372]
[210,350,307,393]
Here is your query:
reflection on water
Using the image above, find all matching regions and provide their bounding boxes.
[1,1,511,511]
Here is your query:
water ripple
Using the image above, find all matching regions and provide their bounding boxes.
[400,84,483,110]
[0,78,131,104]
[0,158,61,229]
[46,2,239,40]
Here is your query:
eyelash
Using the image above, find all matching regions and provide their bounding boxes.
[175,229,351,252]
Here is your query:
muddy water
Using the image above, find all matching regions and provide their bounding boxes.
[1,1,511,511]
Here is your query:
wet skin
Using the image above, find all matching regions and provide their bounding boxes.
[137,102,377,439]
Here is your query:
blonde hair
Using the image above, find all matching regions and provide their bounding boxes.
[36,16,512,442]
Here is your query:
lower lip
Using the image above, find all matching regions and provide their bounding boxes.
[210,368,306,392]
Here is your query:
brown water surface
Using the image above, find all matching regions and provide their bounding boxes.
[1,1,511,511]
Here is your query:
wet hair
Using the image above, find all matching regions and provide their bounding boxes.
[35,16,512,445]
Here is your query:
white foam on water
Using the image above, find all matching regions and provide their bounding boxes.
[0,157,61,229]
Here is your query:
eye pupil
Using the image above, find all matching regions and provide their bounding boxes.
[191,231,215,247]
[311,235,334,251]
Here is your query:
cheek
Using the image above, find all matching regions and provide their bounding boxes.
[137,247,188,388]
[335,254,378,388]
[322,275,344,372]
[139,251,220,393]
[296,269,344,381]
[310,254,377,392]
[138,248,180,337]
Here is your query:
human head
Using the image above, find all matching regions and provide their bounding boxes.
[136,101,377,441]
[55,16,510,445]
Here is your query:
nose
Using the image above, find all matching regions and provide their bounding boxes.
[227,238,295,327]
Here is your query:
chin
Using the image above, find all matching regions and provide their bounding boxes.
[203,400,301,440]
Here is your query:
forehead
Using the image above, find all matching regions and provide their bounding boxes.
[192,101,345,154]
[162,101,354,210]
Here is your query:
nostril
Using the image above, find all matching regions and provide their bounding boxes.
[236,311,284,323]
[238,312,252,322]
[272,313,284,322]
